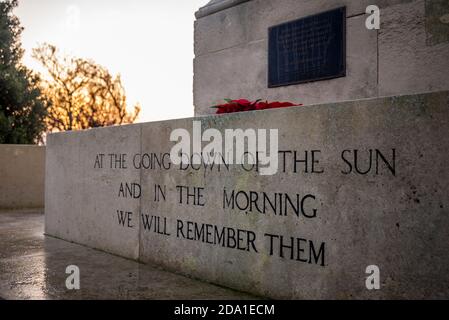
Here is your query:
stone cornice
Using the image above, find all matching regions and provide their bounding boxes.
[195,0,251,19]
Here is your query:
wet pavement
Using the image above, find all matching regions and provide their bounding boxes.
[0,210,257,300]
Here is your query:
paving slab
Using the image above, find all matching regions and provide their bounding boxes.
[0,211,257,300]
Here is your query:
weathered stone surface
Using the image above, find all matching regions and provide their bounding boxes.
[194,0,415,55]
[195,0,251,19]
[46,91,449,299]
[379,0,449,97]
[194,0,377,57]
[0,145,45,210]
[45,124,141,259]
[194,3,248,57]
[425,0,449,46]
[194,15,377,115]
[194,0,449,116]
[245,0,382,44]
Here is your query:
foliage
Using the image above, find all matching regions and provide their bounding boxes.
[0,0,47,144]
[33,43,140,132]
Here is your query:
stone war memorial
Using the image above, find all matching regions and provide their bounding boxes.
[45,0,449,299]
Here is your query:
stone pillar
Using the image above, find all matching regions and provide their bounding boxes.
[193,0,449,116]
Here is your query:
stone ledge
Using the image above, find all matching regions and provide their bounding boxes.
[46,90,449,299]
[195,0,251,19]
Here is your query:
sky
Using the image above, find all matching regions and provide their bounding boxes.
[14,0,209,123]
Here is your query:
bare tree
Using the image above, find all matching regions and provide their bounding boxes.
[33,43,140,132]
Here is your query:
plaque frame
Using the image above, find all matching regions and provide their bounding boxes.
[268,7,347,88]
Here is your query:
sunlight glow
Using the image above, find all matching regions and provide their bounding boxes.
[15,0,210,123]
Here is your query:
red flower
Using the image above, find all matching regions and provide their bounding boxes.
[255,101,269,110]
[211,99,301,114]
[266,101,298,109]
[232,99,251,106]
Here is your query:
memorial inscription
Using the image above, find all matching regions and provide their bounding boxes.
[96,147,396,271]
[268,7,346,87]
[45,91,449,299]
